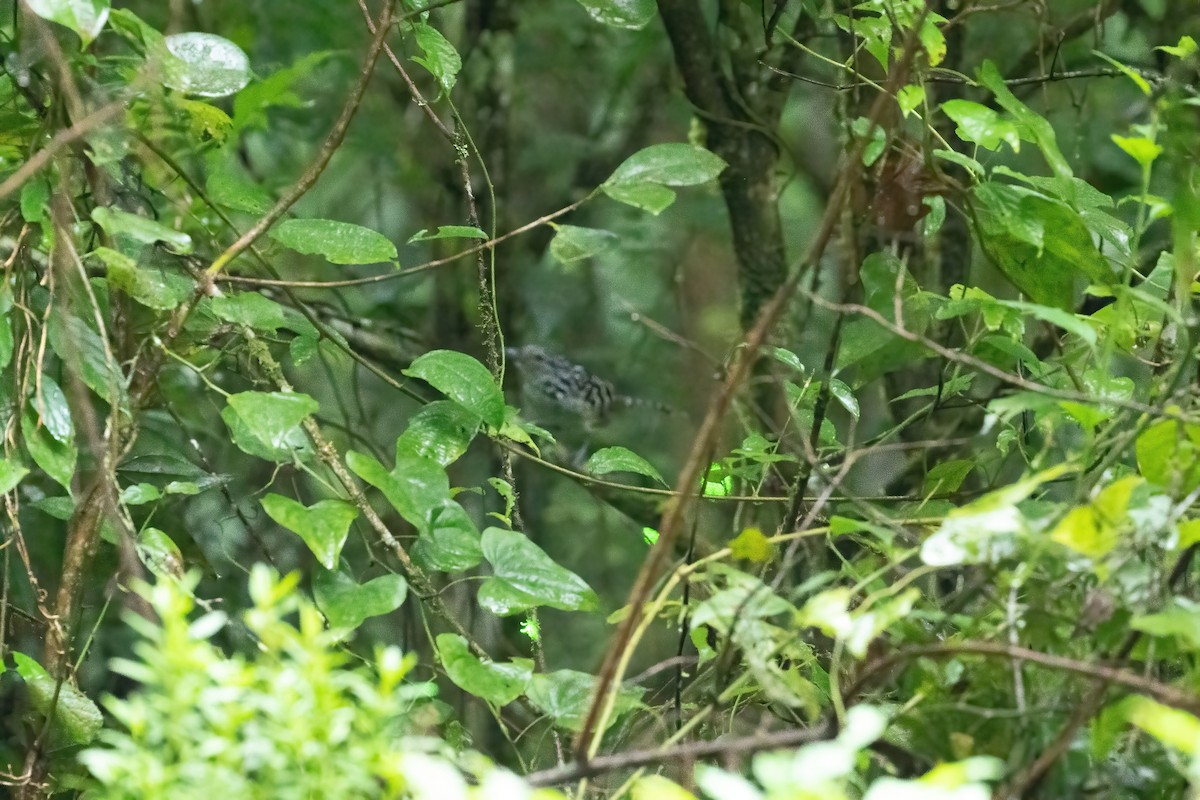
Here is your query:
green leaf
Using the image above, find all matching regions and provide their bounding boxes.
[120,483,161,505]
[549,225,620,265]
[269,219,398,265]
[221,391,318,461]
[977,60,1071,179]
[136,527,184,579]
[606,143,727,188]
[601,183,678,215]
[312,567,407,630]
[478,527,598,616]
[1136,417,1200,494]
[1093,51,1152,96]
[527,669,643,732]
[923,460,974,495]
[22,407,75,492]
[261,494,358,570]
[13,651,103,745]
[995,300,1097,347]
[25,0,109,46]
[406,225,487,243]
[91,207,193,254]
[32,376,73,445]
[232,51,336,133]
[1132,599,1200,650]
[47,316,127,410]
[573,0,654,29]
[0,458,29,495]
[209,292,289,333]
[347,451,482,571]
[205,155,274,213]
[436,633,531,707]
[96,247,193,310]
[402,350,504,428]
[827,378,859,419]
[415,499,484,572]
[161,33,251,97]
[1112,134,1162,168]
[395,401,480,466]
[584,446,665,485]
[942,99,1021,152]
[409,21,461,94]
[1125,696,1200,756]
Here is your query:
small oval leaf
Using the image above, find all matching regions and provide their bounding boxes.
[584,446,665,485]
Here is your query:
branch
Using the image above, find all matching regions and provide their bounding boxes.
[844,641,1200,716]
[527,719,834,787]
[0,102,124,202]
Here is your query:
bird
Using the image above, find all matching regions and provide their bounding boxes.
[505,344,675,430]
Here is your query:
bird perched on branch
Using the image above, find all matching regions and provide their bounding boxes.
[505,344,672,430]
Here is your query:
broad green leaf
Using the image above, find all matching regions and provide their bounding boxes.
[897,84,925,117]
[222,391,317,461]
[606,143,727,188]
[32,376,73,445]
[436,633,531,707]
[1136,417,1200,494]
[573,0,654,29]
[209,292,288,332]
[406,225,487,243]
[977,60,1071,178]
[1132,599,1200,650]
[22,407,75,492]
[205,156,274,213]
[20,176,50,225]
[0,458,29,495]
[549,225,619,264]
[526,669,643,732]
[409,21,461,94]
[995,300,1097,347]
[924,460,974,495]
[1157,36,1198,59]
[161,33,251,97]
[478,527,598,616]
[347,450,482,571]
[233,51,336,133]
[601,182,678,214]
[415,499,484,572]
[136,527,184,579]
[91,207,193,254]
[584,446,665,485]
[313,567,407,630]
[261,494,358,569]
[96,247,192,310]
[1112,135,1162,168]
[269,218,398,265]
[47,314,127,410]
[942,99,1021,152]
[13,652,102,746]
[1093,51,1152,96]
[403,350,504,428]
[1125,697,1200,756]
[25,0,109,46]
[394,401,480,466]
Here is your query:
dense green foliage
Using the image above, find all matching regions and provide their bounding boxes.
[0,0,1198,798]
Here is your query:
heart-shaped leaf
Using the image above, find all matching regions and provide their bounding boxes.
[436,633,531,707]
[222,391,317,461]
[478,528,597,616]
[526,669,643,732]
[395,401,480,466]
[403,350,504,428]
[313,567,407,630]
[262,494,358,569]
[13,652,102,745]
